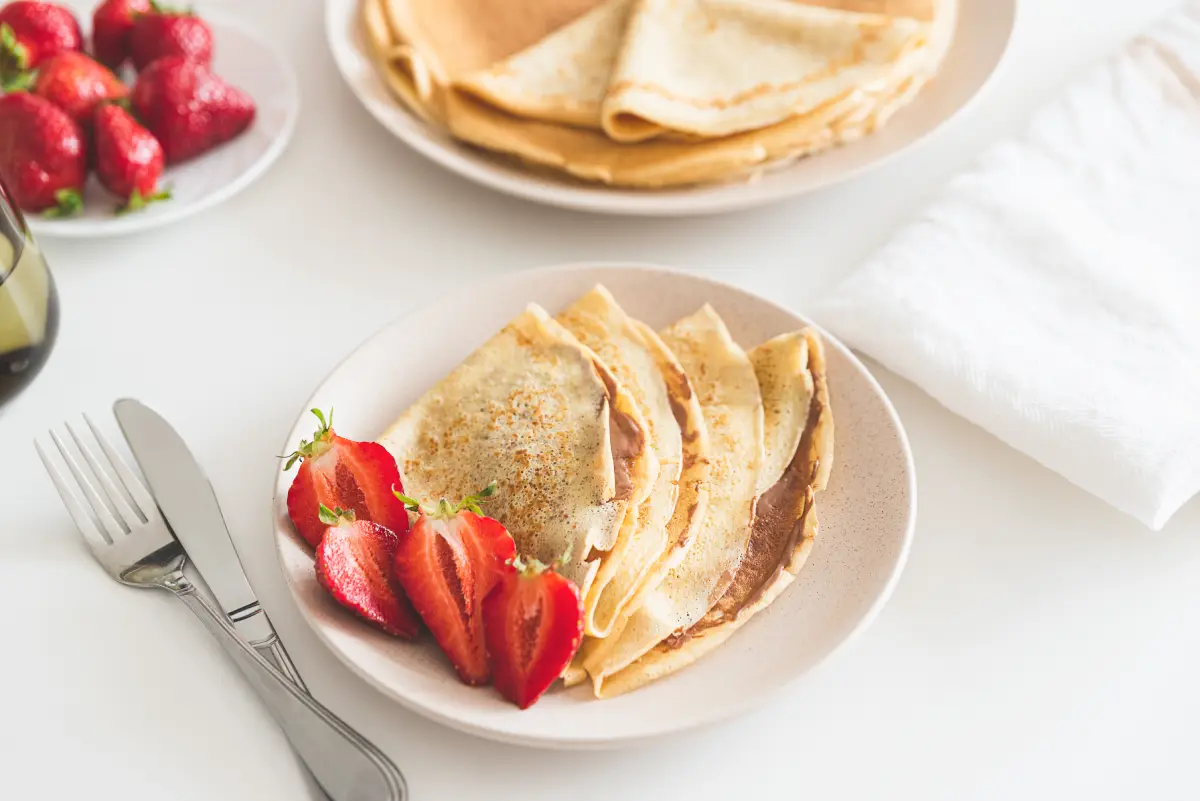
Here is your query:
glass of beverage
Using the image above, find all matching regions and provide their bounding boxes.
[0,179,59,410]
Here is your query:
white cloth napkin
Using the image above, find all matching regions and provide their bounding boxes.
[817,3,1200,530]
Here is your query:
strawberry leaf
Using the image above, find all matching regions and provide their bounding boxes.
[318,503,355,526]
[397,481,501,518]
[279,408,335,469]
[0,23,28,73]
[43,189,83,218]
[116,187,172,216]
[147,0,193,15]
[392,489,422,512]
[455,480,498,515]
[1,68,35,92]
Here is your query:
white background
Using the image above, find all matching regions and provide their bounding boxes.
[3,0,1198,799]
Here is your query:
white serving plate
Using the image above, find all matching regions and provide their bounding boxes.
[324,0,1016,216]
[271,263,917,749]
[30,13,299,239]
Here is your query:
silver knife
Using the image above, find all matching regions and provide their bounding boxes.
[113,398,308,691]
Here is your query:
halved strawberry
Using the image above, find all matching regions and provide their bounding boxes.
[314,505,420,639]
[483,556,584,709]
[283,409,410,548]
[392,484,516,685]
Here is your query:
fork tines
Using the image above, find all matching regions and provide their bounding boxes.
[36,415,167,563]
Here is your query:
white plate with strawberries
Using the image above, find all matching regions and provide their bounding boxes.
[0,1,298,238]
[271,263,917,749]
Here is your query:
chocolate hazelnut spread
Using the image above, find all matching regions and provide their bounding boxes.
[668,393,697,442]
[664,369,825,650]
[595,362,644,502]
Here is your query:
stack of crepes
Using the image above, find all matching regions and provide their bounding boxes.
[360,0,956,188]
[379,286,834,697]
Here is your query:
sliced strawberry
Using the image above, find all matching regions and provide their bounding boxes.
[314,505,420,639]
[483,557,584,709]
[283,408,410,548]
[392,485,516,685]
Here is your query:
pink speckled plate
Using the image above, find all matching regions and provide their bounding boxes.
[272,263,915,749]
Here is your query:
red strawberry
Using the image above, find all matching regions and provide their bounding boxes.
[0,91,84,214]
[130,56,255,164]
[483,557,583,709]
[128,1,212,72]
[284,409,411,550]
[33,52,127,126]
[314,505,421,639]
[0,1,81,82]
[94,103,170,214]
[92,0,151,71]
[392,485,516,685]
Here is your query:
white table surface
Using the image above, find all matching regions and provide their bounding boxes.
[4,1,1198,798]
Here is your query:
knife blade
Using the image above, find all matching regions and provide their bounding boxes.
[113,398,307,691]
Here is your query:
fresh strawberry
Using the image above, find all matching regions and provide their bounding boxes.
[392,485,516,686]
[32,52,126,126]
[0,1,81,83]
[94,103,170,214]
[284,409,411,550]
[314,505,421,639]
[0,91,84,214]
[483,556,583,709]
[92,0,150,71]
[130,56,255,164]
[128,1,212,72]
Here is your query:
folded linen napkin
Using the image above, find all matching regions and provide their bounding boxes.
[817,3,1200,530]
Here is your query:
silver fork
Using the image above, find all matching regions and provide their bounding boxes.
[37,418,407,801]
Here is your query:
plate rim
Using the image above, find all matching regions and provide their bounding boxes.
[323,0,1018,217]
[269,261,919,749]
[29,13,301,239]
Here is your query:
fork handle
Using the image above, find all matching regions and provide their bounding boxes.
[164,576,407,801]
[257,637,310,692]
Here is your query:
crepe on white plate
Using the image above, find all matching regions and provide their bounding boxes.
[273,263,915,747]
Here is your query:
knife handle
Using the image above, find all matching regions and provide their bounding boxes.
[167,578,407,801]
[228,598,276,642]
[225,597,311,693]
[219,595,310,692]
[258,637,309,693]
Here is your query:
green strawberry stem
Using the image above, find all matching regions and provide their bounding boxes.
[1,68,35,93]
[146,0,194,15]
[42,189,83,218]
[394,480,498,517]
[116,187,172,216]
[280,408,335,469]
[513,542,573,574]
[0,23,28,77]
[509,553,551,576]
[318,504,356,526]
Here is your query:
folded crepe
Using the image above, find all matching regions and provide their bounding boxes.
[378,303,655,600]
[581,305,764,690]
[456,0,632,129]
[362,0,956,187]
[378,0,607,84]
[592,327,834,697]
[557,286,709,638]
[603,0,929,141]
[457,0,931,141]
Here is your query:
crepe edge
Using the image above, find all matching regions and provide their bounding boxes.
[584,313,709,638]
[595,327,833,698]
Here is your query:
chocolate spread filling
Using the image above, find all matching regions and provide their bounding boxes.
[664,370,824,650]
[595,362,643,502]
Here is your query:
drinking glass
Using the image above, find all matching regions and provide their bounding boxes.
[0,180,59,410]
